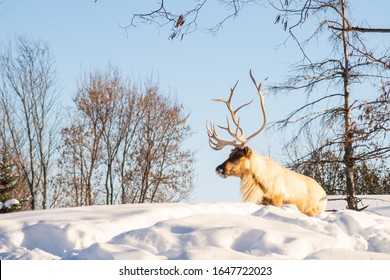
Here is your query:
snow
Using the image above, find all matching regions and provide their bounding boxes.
[0,196,390,260]
[0,199,20,213]
[0,198,20,210]
[4,198,20,209]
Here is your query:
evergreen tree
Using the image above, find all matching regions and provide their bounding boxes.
[0,145,20,213]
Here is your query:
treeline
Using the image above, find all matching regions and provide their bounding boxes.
[290,151,390,196]
[0,35,195,211]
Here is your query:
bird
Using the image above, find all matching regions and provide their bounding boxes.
[175,15,185,28]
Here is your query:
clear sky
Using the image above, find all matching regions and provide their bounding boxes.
[1,0,389,204]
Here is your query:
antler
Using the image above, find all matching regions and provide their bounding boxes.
[206,70,268,150]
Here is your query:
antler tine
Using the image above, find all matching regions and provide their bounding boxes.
[206,122,241,150]
[211,80,239,104]
[247,69,268,143]
[211,80,249,143]
[235,100,253,114]
[212,81,241,129]
[216,116,243,142]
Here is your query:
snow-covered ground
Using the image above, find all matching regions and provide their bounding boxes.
[0,196,390,260]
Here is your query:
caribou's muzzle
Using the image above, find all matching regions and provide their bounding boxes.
[215,165,227,178]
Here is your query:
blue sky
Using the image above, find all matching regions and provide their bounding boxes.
[1,1,389,203]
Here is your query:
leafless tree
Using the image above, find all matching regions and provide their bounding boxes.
[58,66,195,206]
[286,125,390,196]
[131,89,195,203]
[58,119,99,207]
[0,35,60,210]
[79,67,127,205]
[271,0,390,210]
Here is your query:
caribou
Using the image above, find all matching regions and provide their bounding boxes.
[206,70,327,217]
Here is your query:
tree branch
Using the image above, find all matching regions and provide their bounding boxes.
[329,25,390,33]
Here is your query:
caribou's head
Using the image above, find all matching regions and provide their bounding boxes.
[206,70,268,178]
[215,146,252,178]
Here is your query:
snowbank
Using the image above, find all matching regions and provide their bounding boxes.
[1,196,390,260]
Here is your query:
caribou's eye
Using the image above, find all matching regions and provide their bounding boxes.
[229,152,244,161]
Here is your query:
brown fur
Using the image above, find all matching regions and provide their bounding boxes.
[216,147,327,216]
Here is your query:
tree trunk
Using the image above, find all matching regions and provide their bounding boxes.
[341,0,357,210]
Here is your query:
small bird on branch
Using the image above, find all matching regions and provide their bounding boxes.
[175,15,185,28]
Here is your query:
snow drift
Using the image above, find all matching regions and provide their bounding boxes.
[0,196,390,260]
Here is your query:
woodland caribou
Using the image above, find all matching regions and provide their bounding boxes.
[206,70,327,217]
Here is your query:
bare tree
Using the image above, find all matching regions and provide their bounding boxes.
[59,69,115,206]
[58,66,195,206]
[286,125,390,196]
[79,67,127,205]
[271,0,390,210]
[58,119,99,207]
[117,89,145,204]
[131,89,195,203]
[0,35,60,210]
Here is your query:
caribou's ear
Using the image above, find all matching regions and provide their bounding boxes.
[243,146,252,157]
